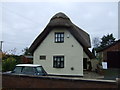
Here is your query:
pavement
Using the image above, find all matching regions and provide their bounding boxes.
[83,71,104,79]
[46,71,105,80]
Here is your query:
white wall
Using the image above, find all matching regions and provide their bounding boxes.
[34,28,83,76]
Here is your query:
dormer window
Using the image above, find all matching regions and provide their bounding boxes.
[55,32,64,43]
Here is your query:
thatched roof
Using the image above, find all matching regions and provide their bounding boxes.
[29,12,95,59]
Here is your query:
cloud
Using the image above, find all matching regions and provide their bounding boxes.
[2,2,118,55]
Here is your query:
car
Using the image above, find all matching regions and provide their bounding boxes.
[5,64,47,76]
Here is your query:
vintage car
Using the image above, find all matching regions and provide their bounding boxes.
[4,64,47,76]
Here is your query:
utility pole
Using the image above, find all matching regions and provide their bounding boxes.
[0,41,3,52]
[0,41,3,71]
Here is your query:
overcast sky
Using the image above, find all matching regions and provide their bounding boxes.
[0,2,118,55]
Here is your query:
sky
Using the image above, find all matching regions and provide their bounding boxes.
[0,1,119,55]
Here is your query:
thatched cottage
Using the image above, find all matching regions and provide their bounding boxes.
[29,12,95,76]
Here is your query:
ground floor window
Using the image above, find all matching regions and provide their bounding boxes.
[53,56,64,68]
[40,55,46,60]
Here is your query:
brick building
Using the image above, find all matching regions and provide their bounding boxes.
[21,56,33,64]
[97,39,120,68]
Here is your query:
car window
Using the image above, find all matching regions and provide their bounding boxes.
[36,66,43,73]
[13,66,23,74]
[22,67,36,75]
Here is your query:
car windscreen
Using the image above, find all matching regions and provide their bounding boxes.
[36,66,44,73]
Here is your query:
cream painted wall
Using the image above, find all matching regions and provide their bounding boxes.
[34,28,83,76]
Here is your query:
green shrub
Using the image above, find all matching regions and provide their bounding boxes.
[2,57,17,72]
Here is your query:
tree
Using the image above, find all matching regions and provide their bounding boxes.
[100,34,115,48]
[2,51,21,72]
[92,37,101,56]
[92,37,100,48]
[95,33,116,51]
[22,47,31,56]
[2,57,17,72]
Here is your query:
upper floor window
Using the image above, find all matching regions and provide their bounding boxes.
[55,32,64,43]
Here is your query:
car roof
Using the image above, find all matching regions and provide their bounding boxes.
[16,64,41,67]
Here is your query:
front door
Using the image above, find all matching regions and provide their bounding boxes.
[107,51,120,68]
[83,58,87,70]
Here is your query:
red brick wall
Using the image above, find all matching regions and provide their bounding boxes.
[104,42,120,52]
[21,56,32,64]
[2,74,118,89]
[102,42,120,61]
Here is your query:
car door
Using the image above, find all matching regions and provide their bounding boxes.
[12,66,23,74]
[22,67,36,75]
